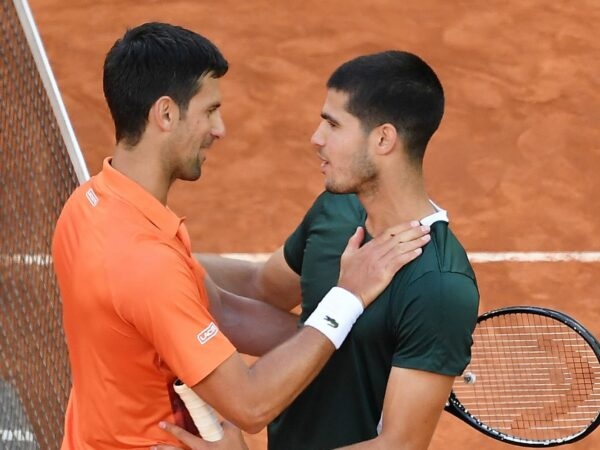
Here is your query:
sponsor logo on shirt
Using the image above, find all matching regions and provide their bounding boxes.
[324,315,339,328]
[86,188,99,207]
[197,322,219,344]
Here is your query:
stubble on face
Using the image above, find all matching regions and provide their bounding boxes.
[182,152,203,181]
[162,126,205,183]
[170,76,223,183]
[325,141,378,195]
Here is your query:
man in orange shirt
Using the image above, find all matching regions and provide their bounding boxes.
[52,22,430,449]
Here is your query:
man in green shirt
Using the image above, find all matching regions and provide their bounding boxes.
[161,51,479,449]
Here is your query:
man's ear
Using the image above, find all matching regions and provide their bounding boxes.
[372,123,398,155]
[149,96,179,132]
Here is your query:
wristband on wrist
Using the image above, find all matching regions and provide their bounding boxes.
[303,286,364,349]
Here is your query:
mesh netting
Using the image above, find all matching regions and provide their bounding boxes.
[0,1,81,448]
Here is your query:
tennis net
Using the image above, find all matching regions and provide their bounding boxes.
[1,1,88,448]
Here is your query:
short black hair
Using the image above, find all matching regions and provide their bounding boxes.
[327,51,444,162]
[103,22,228,146]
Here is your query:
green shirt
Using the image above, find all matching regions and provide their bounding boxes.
[268,192,479,450]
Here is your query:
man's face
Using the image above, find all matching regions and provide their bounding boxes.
[168,75,225,181]
[311,89,377,194]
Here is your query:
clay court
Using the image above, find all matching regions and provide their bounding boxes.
[24,0,600,448]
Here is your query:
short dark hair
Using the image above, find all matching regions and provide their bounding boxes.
[327,51,444,162]
[103,22,228,146]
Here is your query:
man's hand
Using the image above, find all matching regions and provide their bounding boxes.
[151,421,249,450]
[338,222,430,307]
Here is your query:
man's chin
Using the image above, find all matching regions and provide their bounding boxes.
[179,167,202,182]
[325,181,358,195]
[325,184,346,194]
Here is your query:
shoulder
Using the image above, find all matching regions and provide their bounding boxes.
[110,238,188,287]
[390,268,479,376]
[108,238,193,307]
[413,221,476,282]
[109,239,206,330]
[388,222,479,322]
[284,192,363,274]
[406,271,479,316]
[289,191,364,237]
[315,191,363,213]
[307,191,364,224]
[55,179,94,224]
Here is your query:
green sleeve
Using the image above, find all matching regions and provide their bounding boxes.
[391,271,479,376]
[283,193,327,274]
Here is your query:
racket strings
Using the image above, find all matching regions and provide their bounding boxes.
[453,313,600,442]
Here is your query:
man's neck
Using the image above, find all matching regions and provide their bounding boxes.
[360,176,434,237]
[111,143,171,205]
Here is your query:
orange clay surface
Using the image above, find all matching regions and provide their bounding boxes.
[30,1,600,448]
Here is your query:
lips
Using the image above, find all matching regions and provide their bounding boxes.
[319,159,329,173]
[317,152,329,173]
[317,153,329,172]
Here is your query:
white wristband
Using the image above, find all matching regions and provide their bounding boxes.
[304,287,364,349]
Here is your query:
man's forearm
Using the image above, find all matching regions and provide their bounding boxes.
[194,326,335,433]
[196,287,365,433]
[218,287,299,356]
[198,249,302,311]
[196,253,265,299]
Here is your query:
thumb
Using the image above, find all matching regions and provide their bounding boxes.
[343,226,365,255]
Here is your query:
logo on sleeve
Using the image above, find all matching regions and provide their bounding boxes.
[197,322,219,344]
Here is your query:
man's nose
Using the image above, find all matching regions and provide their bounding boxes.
[211,114,226,139]
[310,127,324,147]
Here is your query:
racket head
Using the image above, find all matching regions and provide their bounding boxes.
[446,306,600,447]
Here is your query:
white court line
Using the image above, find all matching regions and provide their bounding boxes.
[221,252,600,263]
[468,252,600,263]
[2,252,600,267]
[0,254,52,266]
[0,429,35,442]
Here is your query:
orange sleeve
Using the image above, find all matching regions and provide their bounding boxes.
[110,241,236,387]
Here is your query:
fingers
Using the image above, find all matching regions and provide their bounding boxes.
[381,220,422,239]
[371,226,430,278]
[386,241,425,271]
[342,226,365,255]
[221,421,250,450]
[159,421,196,441]
[337,221,430,308]
[365,223,429,262]
[153,421,209,450]
[386,230,431,257]
[153,421,247,450]
[379,221,429,244]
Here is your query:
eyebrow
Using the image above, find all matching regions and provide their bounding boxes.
[321,112,340,126]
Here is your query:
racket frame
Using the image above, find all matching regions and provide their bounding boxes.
[445,306,600,447]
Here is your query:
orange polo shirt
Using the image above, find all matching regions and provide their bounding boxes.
[52,158,236,449]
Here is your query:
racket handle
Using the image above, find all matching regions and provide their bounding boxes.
[173,379,224,442]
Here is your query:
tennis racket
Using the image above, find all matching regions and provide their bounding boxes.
[173,379,224,442]
[446,306,600,447]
